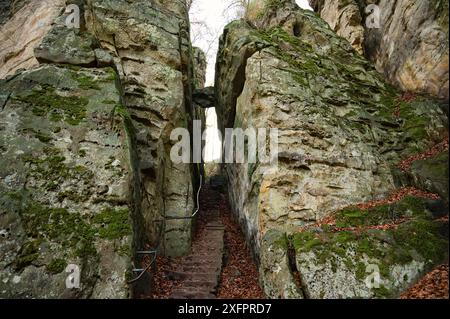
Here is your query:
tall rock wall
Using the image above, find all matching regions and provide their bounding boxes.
[216,0,448,298]
[84,0,198,259]
[309,0,449,100]
[192,46,207,176]
[0,0,200,298]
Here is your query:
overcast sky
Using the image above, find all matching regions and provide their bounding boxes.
[190,0,313,161]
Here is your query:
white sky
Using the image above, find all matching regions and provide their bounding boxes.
[190,0,313,162]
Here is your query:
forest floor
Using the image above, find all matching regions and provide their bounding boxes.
[216,187,265,299]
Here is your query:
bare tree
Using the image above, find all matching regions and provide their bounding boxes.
[186,0,195,11]
[189,0,218,58]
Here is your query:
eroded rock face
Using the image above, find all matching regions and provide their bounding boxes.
[193,46,207,151]
[310,0,449,100]
[193,47,207,89]
[0,65,132,298]
[0,0,201,297]
[292,196,448,299]
[309,0,365,55]
[216,0,448,299]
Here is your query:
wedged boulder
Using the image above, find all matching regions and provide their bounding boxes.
[193,86,215,109]
[0,64,133,298]
[215,0,448,298]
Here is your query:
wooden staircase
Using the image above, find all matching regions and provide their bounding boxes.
[169,210,224,299]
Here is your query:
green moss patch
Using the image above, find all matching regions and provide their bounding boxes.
[14,239,41,271]
[334,196,429,228]
[93,207,131,240]
[15,202,132,271]
[46,258,67,274]
[74,75,101,91]
[19,203,96,258]
[14,85,88,126]
[292,232,322,252]
[22,147,94,194]
[393,219,448,263]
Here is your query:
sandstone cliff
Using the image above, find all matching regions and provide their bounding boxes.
[0,0,203,298]
[309,0,449,100]
[0,0,65,79]
[0,0,448,300]
[215,0,448,298]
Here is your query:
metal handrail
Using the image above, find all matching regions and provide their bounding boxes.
[128,251,157,284]
[127,174,203,284]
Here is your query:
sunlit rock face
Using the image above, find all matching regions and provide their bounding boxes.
[0,0,201,298]
[310,0,449,100]
[0,64,133,299]
[0,0,65,79]
[216,0,448,299]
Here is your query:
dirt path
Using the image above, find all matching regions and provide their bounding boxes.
[216,188,265,299]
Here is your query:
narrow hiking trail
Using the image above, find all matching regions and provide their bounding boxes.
[150,177,264,299]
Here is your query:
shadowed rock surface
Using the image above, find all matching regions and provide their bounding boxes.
[193,86,215,109]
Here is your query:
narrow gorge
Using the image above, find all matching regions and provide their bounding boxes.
[0,0,448,299]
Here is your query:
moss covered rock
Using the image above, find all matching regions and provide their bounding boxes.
[310,0,449,100]
[259,230,303,298]
[0,64,133,298]
[409,152,449,205]
[292,196,448,298]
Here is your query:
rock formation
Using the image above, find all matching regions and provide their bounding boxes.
[309,0,449,100]
[0,0,448,300]
[215,0,448,298]
[0,0,203,298]
[0,0,66,79]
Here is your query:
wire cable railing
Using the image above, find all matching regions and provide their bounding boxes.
[127,174,203,284]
